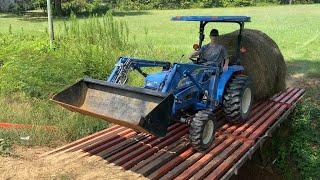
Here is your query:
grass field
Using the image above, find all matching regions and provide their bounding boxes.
[0,4,319,179]
[1,5,319,80]
[1,5,319,60]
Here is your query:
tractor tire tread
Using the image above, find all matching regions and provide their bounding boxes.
[223,75,252,123]
[189,110,215,151]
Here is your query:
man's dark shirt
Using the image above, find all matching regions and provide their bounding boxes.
[199,44,228,66]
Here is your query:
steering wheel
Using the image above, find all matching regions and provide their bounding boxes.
[189,57,197,63]
[190,55,202,64]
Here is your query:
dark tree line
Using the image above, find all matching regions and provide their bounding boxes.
[54,0,62,15]
[3,0,319,15]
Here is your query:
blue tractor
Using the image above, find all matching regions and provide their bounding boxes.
[52,16,253,151]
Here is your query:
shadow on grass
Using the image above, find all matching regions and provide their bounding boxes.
[286,59,320,102]
[0,13,20,18]
[112,11,150,17]
[0,11,49,22]
[286,59,320,79]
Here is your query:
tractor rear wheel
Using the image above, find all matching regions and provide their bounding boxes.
[189,110,216,151]
[223,75,253,123]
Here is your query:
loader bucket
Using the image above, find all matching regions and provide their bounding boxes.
[51,78,174,136]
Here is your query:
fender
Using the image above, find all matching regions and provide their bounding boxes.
[216,65,244,101]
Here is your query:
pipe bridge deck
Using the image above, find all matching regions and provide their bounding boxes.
[43,87,305,180]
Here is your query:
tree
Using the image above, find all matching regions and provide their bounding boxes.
[53,0,62,15]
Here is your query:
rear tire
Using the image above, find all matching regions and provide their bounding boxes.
[223,75,253,123]
[189,110,216,151]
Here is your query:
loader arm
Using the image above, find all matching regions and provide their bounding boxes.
[107,57,171,84]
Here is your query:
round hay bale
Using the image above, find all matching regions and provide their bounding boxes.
[217,29,286,101]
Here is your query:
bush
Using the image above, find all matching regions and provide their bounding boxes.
[223,0,255,7]
[62,0,91,15]
[114,0,256,10]
[0,0,34,13]
[62,0,110,15]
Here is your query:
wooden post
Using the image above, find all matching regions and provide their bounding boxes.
[47,0,54,47]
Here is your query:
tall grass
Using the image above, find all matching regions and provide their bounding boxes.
[0,11,175,146]
[0,12,131,98]
[0,12,136,147]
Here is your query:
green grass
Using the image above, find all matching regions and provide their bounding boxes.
[0,95,107,146]
[0,4,319,178]
[1,5,320,60]
[2,5,319,78]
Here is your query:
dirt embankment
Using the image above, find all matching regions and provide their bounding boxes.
[0,145,146,180]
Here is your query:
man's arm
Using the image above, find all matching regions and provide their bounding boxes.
[222,46,229,71]
[189,50,200,59]
[189,44,206,59]
[223,57,229,71]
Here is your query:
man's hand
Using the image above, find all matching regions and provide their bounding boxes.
[223,58,229,72]
[189,51,200,60]
[223,64,229,72]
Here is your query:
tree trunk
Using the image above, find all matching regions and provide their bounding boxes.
[54,0,62,16]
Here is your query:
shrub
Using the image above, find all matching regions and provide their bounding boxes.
[0,0,34,13]
[62,0,110,15]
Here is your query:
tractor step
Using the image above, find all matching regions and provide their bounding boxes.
[44,87,305,180]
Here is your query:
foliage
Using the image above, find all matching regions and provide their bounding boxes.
[1,0,34,13]
[274,98,320,179]
[110,0,319,10]
[32,0,46,10]
[61,0,111,15]
[223,0,255,7]
[0,12,136,146]
[0,139,12,155]
[114,0,255,10]
[2,0,320,14]
[0,12,128,98]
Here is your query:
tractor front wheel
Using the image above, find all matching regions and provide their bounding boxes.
[223,75,253,123]
[189,110,216,151]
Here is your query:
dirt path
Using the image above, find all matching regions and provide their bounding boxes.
[0,145,146,180]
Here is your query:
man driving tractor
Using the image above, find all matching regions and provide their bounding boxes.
[189,29,229,71]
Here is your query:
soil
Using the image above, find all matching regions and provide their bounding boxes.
[286,74,320,89]
[0,145,146,180]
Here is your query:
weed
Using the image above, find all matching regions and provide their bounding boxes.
[273,96,320,179]
[0,138,12,155]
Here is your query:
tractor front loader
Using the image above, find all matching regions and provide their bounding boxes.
[52,16,253,151]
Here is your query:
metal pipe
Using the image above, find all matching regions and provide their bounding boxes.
[46,0,54,47]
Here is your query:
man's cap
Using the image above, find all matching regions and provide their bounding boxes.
[210,29,219,36]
